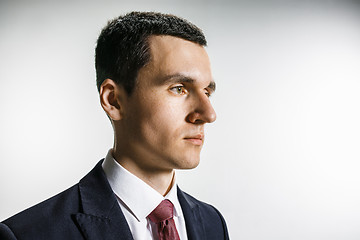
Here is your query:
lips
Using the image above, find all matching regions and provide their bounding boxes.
[183,134,204,145]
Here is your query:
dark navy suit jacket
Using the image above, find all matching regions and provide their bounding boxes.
[0,160,229,240]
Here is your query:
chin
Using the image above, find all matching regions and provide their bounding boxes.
[175,156,200,170]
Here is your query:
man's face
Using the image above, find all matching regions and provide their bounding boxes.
[117,35,216,172]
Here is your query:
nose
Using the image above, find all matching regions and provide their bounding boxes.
[186,92,217,124]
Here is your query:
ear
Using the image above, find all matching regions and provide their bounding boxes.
[99,79,127,121]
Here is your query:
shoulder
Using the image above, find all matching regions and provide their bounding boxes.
[0,222,17,240]
[182,191,228,224]
[1,184,82,239]
[0,160,108,240]
[178,189,230,239]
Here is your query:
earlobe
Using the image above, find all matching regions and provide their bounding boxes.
[99,79,127,121]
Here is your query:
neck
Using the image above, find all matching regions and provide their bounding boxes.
[112,149,175,196]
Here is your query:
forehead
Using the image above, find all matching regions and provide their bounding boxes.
[141,35,213,86]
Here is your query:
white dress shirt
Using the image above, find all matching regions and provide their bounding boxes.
[102,150,188,240]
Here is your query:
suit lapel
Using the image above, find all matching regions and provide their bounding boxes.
[73,160,133,240]
[73,161,208,240]
[177,187,206,240]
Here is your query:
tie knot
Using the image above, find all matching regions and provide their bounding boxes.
[148,199,174,224]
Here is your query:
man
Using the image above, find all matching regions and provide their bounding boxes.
[0,12,229,240]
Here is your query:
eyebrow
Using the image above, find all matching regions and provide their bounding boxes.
[161,73,216,92]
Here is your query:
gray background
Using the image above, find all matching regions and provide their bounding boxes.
[1,0,360,239]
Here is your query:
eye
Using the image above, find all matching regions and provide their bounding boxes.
[170,85,187,95]
[205,89,212,98]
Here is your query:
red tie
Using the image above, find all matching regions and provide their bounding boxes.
[148,199,180,240]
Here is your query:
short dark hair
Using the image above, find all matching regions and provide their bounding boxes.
[95,11,207,94]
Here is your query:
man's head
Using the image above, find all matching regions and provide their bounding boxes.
[95,11,207,94]
[97,12,216,174]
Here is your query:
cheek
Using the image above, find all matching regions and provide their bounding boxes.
[140,99,186,141]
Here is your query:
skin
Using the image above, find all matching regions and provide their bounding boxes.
[100,35,216,196]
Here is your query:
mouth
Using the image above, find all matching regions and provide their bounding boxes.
[183,134,204,146]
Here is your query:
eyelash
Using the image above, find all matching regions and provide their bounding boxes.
[169,85,212,98]
[170,85,188,95]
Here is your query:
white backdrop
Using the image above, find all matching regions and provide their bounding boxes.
[1,0,360,239]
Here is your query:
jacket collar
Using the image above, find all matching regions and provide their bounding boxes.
[73,160,206,240]
[73,160,134,240]
[177,186,206,240]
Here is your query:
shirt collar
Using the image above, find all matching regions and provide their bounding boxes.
[102,149,182,222]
